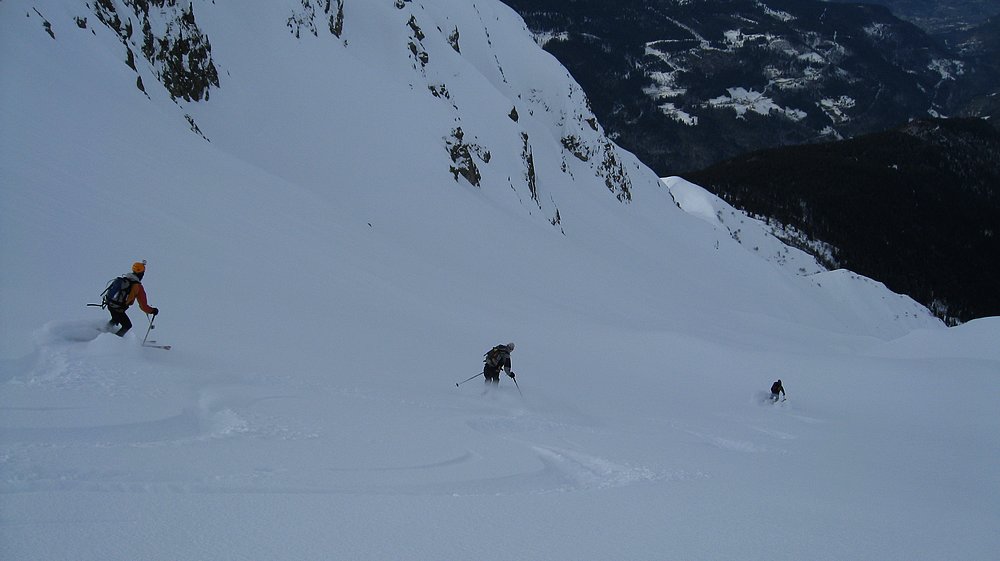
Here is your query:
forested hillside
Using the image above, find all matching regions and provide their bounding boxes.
[688,118,1000,323]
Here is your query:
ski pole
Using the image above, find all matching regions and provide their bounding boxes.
[456,373,482,387]
[141,314,156,346]
[511,376,524,398]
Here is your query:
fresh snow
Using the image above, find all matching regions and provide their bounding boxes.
[664,177,825,275]
[707,87,807,121]
[2,1,998,560]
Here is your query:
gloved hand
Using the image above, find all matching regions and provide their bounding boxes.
[508,371,515,379]
[150,307,159,316]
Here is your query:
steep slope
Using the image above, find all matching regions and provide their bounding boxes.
[6,3,997,561]
[497,0,998,324]
[1,0,936,361]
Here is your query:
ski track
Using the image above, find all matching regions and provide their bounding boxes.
[2,332,787,499]
[644,403,825,459]
[1,335,323,495]
[686,430,777,454]
[2,350,674,497]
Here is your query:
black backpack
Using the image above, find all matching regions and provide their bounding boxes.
[484,345,507,367]
[101,276,134,311]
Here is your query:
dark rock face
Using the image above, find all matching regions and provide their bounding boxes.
[92,0,220,102]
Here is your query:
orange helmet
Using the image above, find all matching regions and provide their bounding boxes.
[132,261,146,273]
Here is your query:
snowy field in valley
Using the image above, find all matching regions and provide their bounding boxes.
[1,1,997,560]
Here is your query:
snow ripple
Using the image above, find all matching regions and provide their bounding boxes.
[530,444,661,491]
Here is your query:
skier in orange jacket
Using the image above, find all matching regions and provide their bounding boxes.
[107,261,159,336]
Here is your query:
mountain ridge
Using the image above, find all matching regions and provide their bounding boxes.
[3,0,942,361]
[503,0,996,174]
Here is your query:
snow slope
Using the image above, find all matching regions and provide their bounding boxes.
[1,1,998,560]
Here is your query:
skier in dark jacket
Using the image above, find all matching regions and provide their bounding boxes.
[770,379,785,402]
[483,343,515,386]
[107,261,159,336]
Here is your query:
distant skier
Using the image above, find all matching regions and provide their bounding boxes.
[483,343,515,386]
[770,379,786,402]
[105,261,159,336]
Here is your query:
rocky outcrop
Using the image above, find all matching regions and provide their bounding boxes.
[92,0,219,102]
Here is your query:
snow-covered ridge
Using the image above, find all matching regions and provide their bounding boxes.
[50,0,645,226]
[665,177,826,276]
[1,0,943,356]
[663,177,932,332]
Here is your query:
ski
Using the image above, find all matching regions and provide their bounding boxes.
[143,343,172,350]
